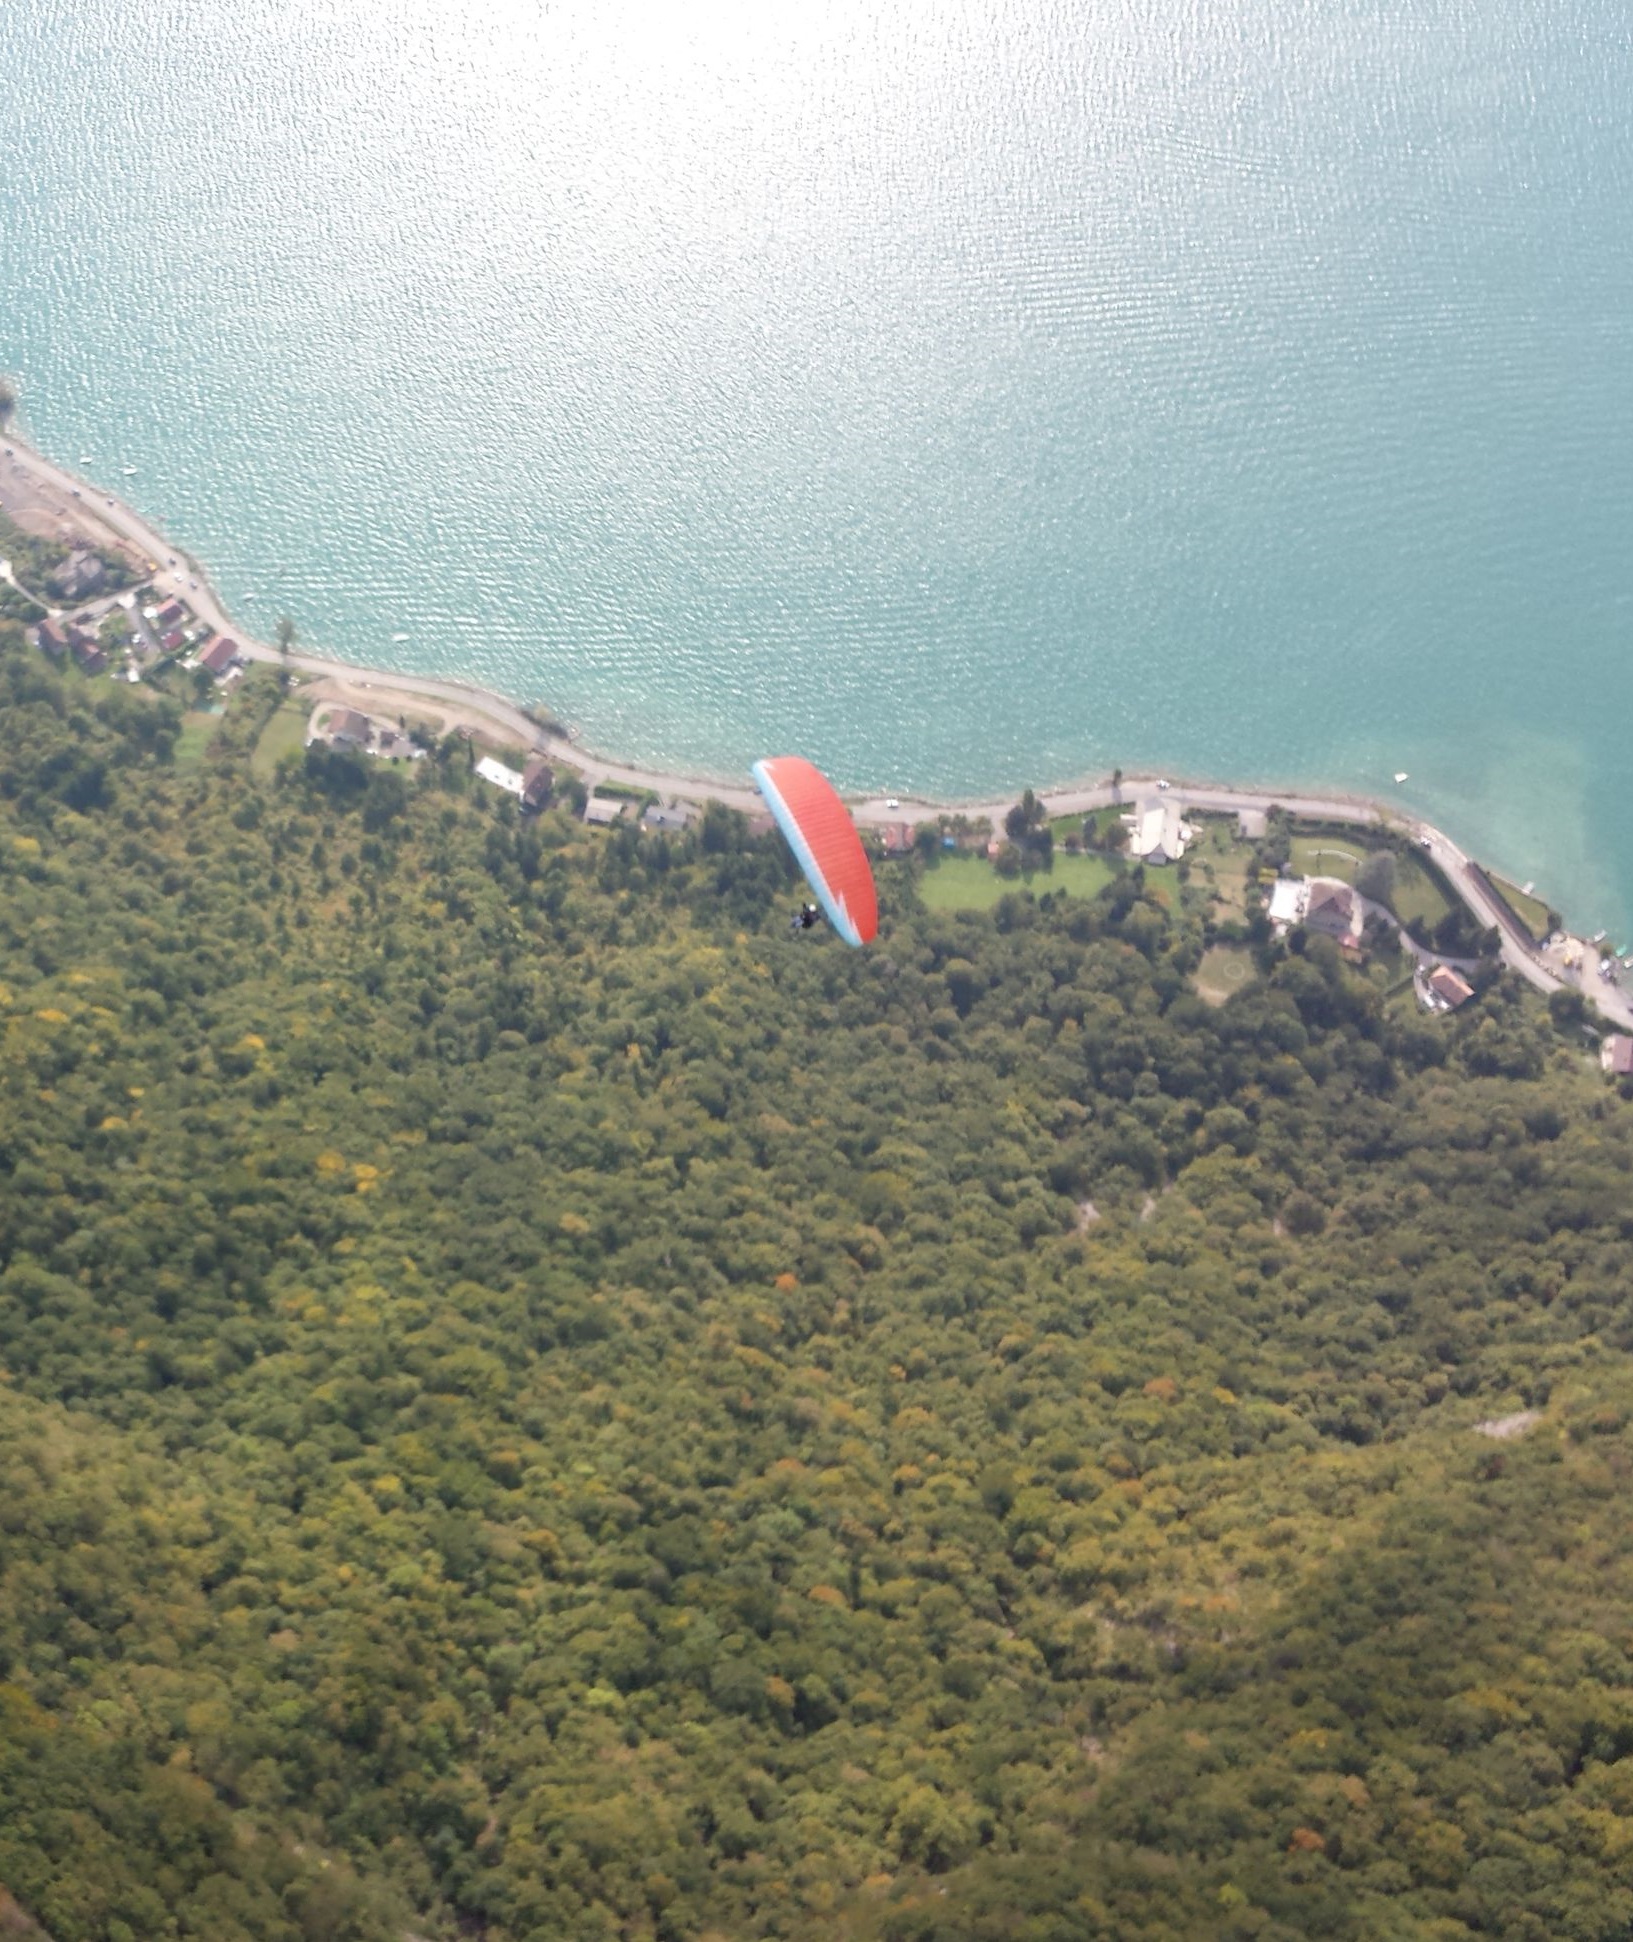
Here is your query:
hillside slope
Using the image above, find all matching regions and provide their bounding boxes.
[3,633,1633,1941]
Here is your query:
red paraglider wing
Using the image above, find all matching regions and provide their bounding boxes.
[752,756,878,948]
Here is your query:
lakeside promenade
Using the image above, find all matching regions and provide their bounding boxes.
[3,423,1629,1034]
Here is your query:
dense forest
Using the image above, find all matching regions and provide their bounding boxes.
[3,624,1633,1942]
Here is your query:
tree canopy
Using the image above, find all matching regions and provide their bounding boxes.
[3,627,1633,1941]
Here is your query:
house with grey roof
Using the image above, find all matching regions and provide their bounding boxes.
[46,550,105,602]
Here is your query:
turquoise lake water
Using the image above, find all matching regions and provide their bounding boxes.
[4,0,1631,931]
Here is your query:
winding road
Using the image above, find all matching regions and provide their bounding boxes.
[4,428,1629,1032]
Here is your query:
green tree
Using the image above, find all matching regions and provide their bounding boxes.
[2,629,1633,1942]
[1355,848,1396,906]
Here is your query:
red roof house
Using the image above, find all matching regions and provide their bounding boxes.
[1428,965,1475,1010]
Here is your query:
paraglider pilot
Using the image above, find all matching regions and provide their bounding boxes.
[791,901,822,934]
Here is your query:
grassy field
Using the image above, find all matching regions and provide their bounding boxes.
[1390,855,1454,931]
[250,702,309,779]
[1052,852,1118,899]
[1188,815,1256,917]
[1053,804,1124,845]
[1289,834,1367,881]
[1141,868,1180,910]
[1286,835,1453,933]
[172,710,224,772]
[917,851,1116,912]
[1488,873,1553,941]
[1194,943,1255,1006]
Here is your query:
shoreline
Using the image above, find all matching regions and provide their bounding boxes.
[3,411,1629,1029]
[0,413,1450,822]
[0,417,1435,823]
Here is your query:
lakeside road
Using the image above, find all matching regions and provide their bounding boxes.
[0,427,772,811]
[3,423,1629,1030]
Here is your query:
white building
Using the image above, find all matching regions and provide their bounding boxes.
[474,756,525,797]
[1267,875,1364,951]
[1127,797,1191,865]
[1268,878,1308,930]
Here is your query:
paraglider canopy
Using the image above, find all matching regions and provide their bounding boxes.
[752,757,878,948]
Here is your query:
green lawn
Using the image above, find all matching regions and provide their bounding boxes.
[1052,853,1117,898]
[917,851,1115,912]
[250,703,310,779]
[1488,873,1553,942]
[1187,815,1256,915]
[1189,818,1233,861]
[1053,805,1123,844]
[1285,833,1455,933]
[1390,855,1454,931]
[1289,835,1366,882]
[1194,944,1255,1006]
[173,710,223,772]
